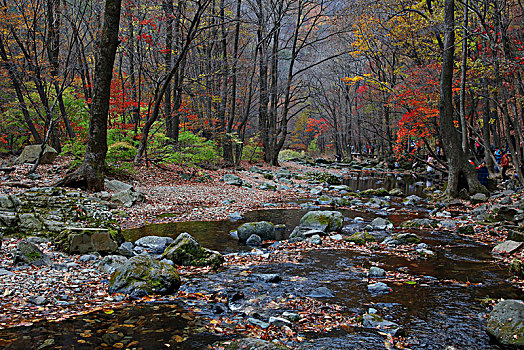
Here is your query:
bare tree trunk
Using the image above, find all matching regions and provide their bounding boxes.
[58,0,122,191]
[439,0,486,197]
[459,0,468,154]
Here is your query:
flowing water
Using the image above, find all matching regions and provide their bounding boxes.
[0,206,521,349]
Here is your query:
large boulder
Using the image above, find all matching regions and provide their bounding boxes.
[237,221,275,242]
[13,240,51,266]
[105,180,133,192]
[493,240,524,255]
[486,299,524,347]
[223,174,243,186]
[16,144,57,164]
[368,217,393,230]
[111,189,146,208]
[161,232,223,268]
[108,254,180,298]
[57,227,123,254]
[297,211,344,232]
[135,236,174,254]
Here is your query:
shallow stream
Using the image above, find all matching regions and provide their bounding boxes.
[0,205,521,349]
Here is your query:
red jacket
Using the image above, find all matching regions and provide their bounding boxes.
[501,154,510,167]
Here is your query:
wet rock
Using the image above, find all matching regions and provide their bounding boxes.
[223,174,243,186]
[16,144,57,164]
[493,240,524,254]
[162,232,223,268]
[369,217,393,230]
[308,234,322,245]
[307,286,334,298]
[117,242,135,257]
[108,254,180,297]
[417,248,435,256]
[246,234,262,246]
[297,210,344,232]
[346,232,376,245]
[13,240,51,266]
[269,316,292,327]
[247,318,270,329]
[135,236,174,254]
[253,273,282,283]
[486,299,524,347]
[359,188,390,197]
[400,218,434,228]
[229,212,243,221]
[367,282,391,295]
[331,185,349,192]
[283,311,300,322]
[368,266,386,278]
[99,255,128,274]
[470,193,488,204]
[383,233,421,246]
[237,221,275,242]
[316,195,332,205]
[361,313,403,336]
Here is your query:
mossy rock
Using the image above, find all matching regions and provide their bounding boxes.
[298,210,344,232]
[358,188,389,197]
[346,232,376,245]
[162,232,223,268]
[214,338,289,350]
[400,219,435,229]
[13,239,51,266]
[237,221,275,242]
[108,254,180,297]
[486,300,524,347]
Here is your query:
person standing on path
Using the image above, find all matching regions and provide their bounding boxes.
[500,152,511,181]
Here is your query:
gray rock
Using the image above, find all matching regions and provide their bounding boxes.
[440,219,457,229]
[316,195,333,205]
[13,240,51,266]
[60,227,119,254]
[493,240,524,254]
[367,282,391,295]
[247,318,270,329]
[246,234,262,246]
[0,195,14,209]
[108,254,180,297]
[486,299,524,347]
[162,232,223,268]
[79,254,98,263]
[417,248,435,256]
[508,230,524,243]
[253,273,282,283]
[226,338,279,350]
[229,212,243,221]
[28,295,49,305]
[223,174,243,186]
[297,211,344,233]
[16,144,57,164]
[19,213,42,231]
[105,180,133,192]
[470,193,488,204]
[269,316,292,327]
[369,217,393,230]
[362,313,403,336]
[117,242,135,257]
[383,233,421,246]
[111,189,146,208]
[99,255,129,274]
[368,266,386,278]
[237,221,275,242]
[275,168,292,179]
[389,188,404,196]
[307,286,334,298]
[135,236,174,254]
[308,234,322,245]
[472,204,488,216]
[282,311,300,322]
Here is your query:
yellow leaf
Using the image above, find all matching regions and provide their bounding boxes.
[103,309,114,315]
[113,343,124,348]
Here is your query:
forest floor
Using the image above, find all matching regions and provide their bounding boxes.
[0,155,523,349]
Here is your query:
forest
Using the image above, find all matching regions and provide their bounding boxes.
[1,0,524,349]
[0,0,521,195]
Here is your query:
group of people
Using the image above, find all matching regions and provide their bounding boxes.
[471,148,512,186]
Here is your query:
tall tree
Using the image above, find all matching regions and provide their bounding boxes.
[58,0,122,191]
[438,0,486,197]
